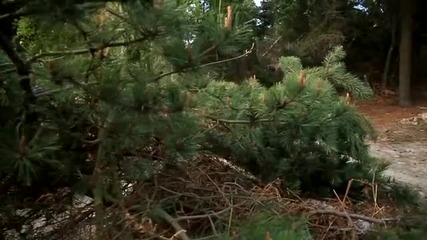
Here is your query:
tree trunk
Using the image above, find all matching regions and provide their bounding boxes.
[382,15,396,90]
[398,0,414,107]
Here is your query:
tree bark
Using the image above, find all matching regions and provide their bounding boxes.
[398,0,414,107]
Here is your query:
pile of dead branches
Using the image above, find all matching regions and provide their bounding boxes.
[13,154,408,240]
[111,155,404,239]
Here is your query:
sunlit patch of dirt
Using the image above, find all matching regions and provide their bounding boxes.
[355,94,427,194]
[355,95,427,132]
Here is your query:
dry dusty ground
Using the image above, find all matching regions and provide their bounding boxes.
[356,96,427,195]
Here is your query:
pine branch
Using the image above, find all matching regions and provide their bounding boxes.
[1,35,156,74]
[27,36,155,63]
[0,0,27,20]
[0,9,37,21]
[201,43,255,68]
[203,115,272,124]
[3,43,247,102]
[153,43,255,82]
[0,32,33,97]
[0,34,28,75]
[262,36,282,57]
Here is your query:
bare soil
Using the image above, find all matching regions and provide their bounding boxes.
[356,95,427,194]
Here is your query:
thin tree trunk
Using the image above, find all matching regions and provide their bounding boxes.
[382,15,396,90]
[398,0,414,107]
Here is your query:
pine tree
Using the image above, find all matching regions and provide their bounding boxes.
[196,46,384,195]
[256,0,351,66]
[0,1,391,238]
[0,0,254,238]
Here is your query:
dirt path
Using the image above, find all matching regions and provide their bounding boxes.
[370,141,427,192]
[356,96,427,194]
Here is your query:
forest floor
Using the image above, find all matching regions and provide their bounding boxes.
[356,93,427,196]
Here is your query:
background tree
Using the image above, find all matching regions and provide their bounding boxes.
[197,46,380,196]
[398,0,414,106]
[255,0,427,106]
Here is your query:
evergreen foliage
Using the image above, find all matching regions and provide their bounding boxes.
[223,214,312,240]
[255,0,398,75]
[256,0,348,65]
[0,0,412,239]
[0,0,255,238]
[196,46,382,195]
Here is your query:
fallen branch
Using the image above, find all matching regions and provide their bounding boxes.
[309,210,386,225]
